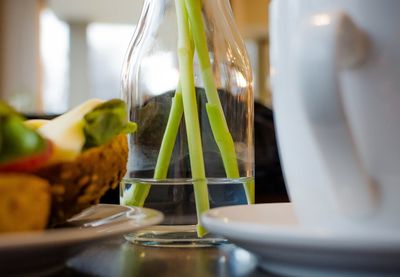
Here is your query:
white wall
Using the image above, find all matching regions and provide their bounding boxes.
[0,0,144,113]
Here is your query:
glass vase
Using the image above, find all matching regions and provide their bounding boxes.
[120,0,254,247]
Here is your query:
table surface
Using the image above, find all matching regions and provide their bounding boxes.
[60,238,274,277]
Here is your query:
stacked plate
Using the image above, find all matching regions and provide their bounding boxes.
[202,203,400,276]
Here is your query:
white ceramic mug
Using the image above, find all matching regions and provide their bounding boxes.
[270,0,400,231]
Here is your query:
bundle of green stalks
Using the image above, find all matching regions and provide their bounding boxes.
[125,0,254,237]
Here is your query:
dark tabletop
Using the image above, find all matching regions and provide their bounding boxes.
[40,102,284,277]
[59,238,275,277]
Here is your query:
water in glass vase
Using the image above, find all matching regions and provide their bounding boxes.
[120,177,252,247]
[120,0,254,247]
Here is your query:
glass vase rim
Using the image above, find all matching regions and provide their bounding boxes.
[122,177,253,185]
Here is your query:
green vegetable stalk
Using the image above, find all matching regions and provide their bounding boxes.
[184,0,254,204]
[175,0,209,236]
[122,84,184,207]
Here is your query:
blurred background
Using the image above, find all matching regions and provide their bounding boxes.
[0,0,286,202]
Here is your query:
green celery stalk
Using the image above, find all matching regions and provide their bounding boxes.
[154,85,184,179]
[122,84,184,207]
[206,105,254,203]
[175,0,209,237]
[184,0,254,204]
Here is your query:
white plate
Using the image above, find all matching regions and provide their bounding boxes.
[202,203,400,276]
[0,204,163,276]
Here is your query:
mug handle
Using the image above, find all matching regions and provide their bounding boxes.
[295,12,378,217]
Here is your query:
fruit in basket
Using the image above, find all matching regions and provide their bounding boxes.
[0,102,52,172]
[0,99,137,231]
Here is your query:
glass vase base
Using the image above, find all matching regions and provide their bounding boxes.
[124,225,229,248]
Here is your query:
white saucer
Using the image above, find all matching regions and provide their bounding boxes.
[0,204,163,276]
[202,203,400,276]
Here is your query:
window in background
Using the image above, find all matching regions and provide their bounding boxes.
[40,8,69,114]
[87,23,135,100]
[245,39,272,108]
[40,9,135,114]
[245,40,259,99]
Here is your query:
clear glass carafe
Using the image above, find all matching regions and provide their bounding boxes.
[121,0,254,247]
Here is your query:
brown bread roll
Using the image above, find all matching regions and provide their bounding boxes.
[0,174,51,232]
